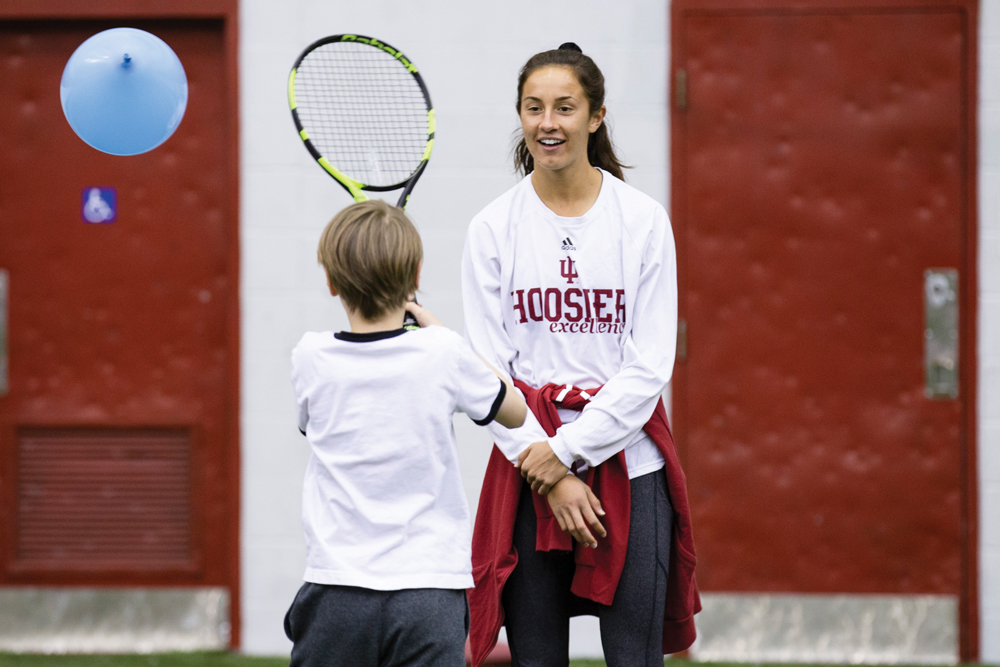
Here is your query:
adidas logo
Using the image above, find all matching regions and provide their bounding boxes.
[561,237,576,251]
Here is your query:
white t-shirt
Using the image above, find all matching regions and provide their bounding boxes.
[462,169,676,479]
[291,325,505,590]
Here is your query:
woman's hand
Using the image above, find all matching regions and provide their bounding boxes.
[404,300,442,328]
[546,475,607,548]
[516,441,570,494]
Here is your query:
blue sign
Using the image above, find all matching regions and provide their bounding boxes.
[81,187,117,223]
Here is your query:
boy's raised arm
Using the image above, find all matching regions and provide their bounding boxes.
[404,301,526,429]
[480,362,526,429]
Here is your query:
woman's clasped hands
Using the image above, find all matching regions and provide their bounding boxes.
[517,441,606,547]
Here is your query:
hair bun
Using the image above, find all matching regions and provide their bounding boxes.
[558,42,582,53]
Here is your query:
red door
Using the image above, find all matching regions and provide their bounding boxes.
[0,17,237,620]
[671,0,977,655]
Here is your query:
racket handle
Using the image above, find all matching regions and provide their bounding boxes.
[403,297,420,331]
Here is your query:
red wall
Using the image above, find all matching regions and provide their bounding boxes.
[0,2,241,648]
[671,0,979,659]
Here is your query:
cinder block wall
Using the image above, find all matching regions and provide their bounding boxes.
[239,0,1000,658]
[979,0,1000,662]
[238,0,669,655]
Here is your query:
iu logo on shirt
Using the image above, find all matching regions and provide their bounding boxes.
[560,256,579,284]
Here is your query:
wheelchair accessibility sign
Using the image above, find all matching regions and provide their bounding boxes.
[81,187,117,224]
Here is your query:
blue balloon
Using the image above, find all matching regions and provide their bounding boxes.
[61,28,188,156]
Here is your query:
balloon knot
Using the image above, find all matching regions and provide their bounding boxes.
[122,53,132,67]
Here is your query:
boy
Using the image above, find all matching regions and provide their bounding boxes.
[285,200,526,667]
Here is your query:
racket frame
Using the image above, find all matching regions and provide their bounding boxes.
[288,34,435,209]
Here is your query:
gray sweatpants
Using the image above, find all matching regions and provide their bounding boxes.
[284,583,468,667]
[501,470,673,667]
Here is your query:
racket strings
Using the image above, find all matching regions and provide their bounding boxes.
[295,42,430,188]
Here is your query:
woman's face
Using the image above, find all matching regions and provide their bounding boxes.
[519,66,605,175]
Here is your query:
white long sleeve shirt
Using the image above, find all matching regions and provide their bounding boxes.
[461,170,677,478]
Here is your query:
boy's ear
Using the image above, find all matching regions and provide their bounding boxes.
[414,261,422,291]
[325,272,338,297]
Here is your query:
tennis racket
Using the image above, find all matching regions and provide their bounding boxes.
[288,34,434,210]
[289,34,434,329]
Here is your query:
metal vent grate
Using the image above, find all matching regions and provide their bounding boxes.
[16,429,193,570]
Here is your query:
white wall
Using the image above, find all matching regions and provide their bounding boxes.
[238,0,669,655]
[979,0,1000,661]
[239,0,1000,660]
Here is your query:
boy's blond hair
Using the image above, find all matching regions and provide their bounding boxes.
[318,200,422,321]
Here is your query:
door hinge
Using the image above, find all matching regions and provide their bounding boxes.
[0,269,7,396]
[677,318,688,362]
[675,69,687,110]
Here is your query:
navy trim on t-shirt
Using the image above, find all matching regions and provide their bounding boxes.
[473,379,507,426]
[334,328,408,342]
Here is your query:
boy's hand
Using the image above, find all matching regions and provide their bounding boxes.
[517,441,570,494]
[546,475,606,547]
[404,300,442,328]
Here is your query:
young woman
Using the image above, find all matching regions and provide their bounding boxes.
[462,44,700,667]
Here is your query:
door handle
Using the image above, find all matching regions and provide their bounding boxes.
[924,269,958,399]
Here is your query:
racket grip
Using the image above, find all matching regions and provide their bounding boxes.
[403,297,420,330]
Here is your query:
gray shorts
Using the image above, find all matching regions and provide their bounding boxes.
[284,582,469,667]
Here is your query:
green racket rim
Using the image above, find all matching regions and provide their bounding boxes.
[288,34,435,203]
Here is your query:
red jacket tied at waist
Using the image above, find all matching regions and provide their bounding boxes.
[467,381,701,667]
